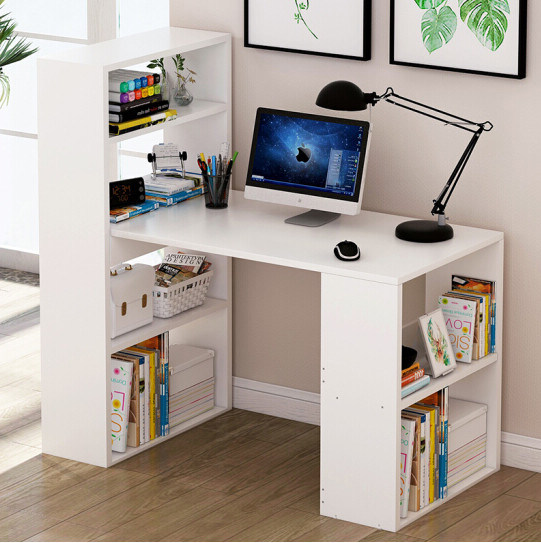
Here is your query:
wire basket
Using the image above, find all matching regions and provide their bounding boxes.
[152,270,213,318]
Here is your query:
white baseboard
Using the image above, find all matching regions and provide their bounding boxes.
[502,432,541,472]
[232,378,541,472]
[0,248,39,274]
[232,377,320,425]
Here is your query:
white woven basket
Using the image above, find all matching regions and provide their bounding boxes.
[152,270,213,318]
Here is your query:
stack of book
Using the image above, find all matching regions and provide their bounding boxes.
[401,387,449,516]
[448,398,487,488]
[401,360,430,398]
[167,344,215,429]
[109,199,159,223]
[438,275,496,363]
[111,332,170,449]
[143,173,204,207]
[108,68,177,136]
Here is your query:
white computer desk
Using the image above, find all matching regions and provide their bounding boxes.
[112,189,504,531]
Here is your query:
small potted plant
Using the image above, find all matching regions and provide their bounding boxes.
[0,0,37,107]
[146,57,168,98]
[171,54,196,106]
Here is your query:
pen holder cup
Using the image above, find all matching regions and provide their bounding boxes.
[202,172,231,209]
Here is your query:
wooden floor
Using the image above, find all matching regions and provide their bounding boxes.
[1,267,541,542]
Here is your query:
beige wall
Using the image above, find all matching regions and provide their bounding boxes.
[171,1,541,439]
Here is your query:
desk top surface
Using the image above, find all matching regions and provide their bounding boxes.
[112,190,503,285]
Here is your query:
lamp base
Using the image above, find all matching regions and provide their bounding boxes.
[395,219,454,243]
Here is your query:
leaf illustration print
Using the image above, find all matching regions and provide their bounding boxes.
[293,0,318,39]
[460,0,510,51]
[421,5,457,53]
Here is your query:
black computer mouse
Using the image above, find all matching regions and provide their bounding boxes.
[334,240,360,261]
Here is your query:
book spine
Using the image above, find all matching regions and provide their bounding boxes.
[109,101,169,123]
[109,93,163,112]
[146,187,203,207]
[401,368,425,387]
[109,109,176,136]
[109,202,159,223]
[401,375,430,398]
[440,387,449,499]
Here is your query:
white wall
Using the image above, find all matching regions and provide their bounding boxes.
[171,1,541,440]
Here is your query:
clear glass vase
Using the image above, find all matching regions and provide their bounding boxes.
[172,79,193,106]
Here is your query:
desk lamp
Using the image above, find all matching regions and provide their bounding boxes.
[316,81,493,243]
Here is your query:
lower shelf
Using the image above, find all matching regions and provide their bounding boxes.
[110,405,230,465]
[399,465,498,528]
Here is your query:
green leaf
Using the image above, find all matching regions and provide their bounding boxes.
[413,0,445,9]
[421,6,457,53]
[460,0,509,51]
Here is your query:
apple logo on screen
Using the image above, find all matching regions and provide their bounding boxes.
[296,144,311,163]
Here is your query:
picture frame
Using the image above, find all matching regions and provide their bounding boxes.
[244,0,371,61]
[390,0,527,79]
[418,308,457,378]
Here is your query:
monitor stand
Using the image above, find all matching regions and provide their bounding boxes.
[285,209,340,227]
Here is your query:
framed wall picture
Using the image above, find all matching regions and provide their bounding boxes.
[418,309,457,378]
[390,0,527,79]
[244,0,371,61]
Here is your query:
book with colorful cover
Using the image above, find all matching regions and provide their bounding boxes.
[109,108,177,136]
[400,417,416,518]
[145,187,203,207]
[109,100,169,123]
[127,346,158,441]
[109,200,159,223]
[438,295,476,363]
[110,358,133,453]
[401,374,431,398]
[412,403,439,504]
[401,411,423,512]
[402,367,425,387]
[452,275,496,354]
[138,332,169,436]
[449,290,488,358]
[421,388,449,499]
[109,93,163,112]
[418,309,457,378]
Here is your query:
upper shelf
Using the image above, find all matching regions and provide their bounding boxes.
[40,27,230,70]
[109,99,227,142]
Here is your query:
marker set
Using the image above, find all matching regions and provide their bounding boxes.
[109,69,162,104]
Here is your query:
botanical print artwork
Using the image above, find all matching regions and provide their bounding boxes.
[293,1,318,39]
[426,317,452,367]
[245,0,370,60]
[391,0,525,77]
[412,0,510,54]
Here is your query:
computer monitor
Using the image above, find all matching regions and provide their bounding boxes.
[244,107,371,226]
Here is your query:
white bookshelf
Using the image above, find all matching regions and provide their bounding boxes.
[38,27,232,468]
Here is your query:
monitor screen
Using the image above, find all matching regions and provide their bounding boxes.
[245,108,371,225]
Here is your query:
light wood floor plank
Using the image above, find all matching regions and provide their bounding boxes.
[506,473,541,502]
[227,507,327,542]
[94,485,228,541]
[495,510,541,541]
[429,495,541,542]
[400,466,535,540]
[161,458,320,542]
[201,426,320,495]
[294,517,377,542]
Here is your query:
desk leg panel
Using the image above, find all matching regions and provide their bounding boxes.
[320,274,402,530]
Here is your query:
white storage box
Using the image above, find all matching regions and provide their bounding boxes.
[169,344,214,394]
[110,263,154,338]
[169,345,215,428]
[153,270,213,319]
[449,398,487,453]
[448,398,487,487]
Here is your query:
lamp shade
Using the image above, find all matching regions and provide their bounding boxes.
[316,80,374,111]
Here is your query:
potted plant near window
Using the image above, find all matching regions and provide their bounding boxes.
[0,0,37,107]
